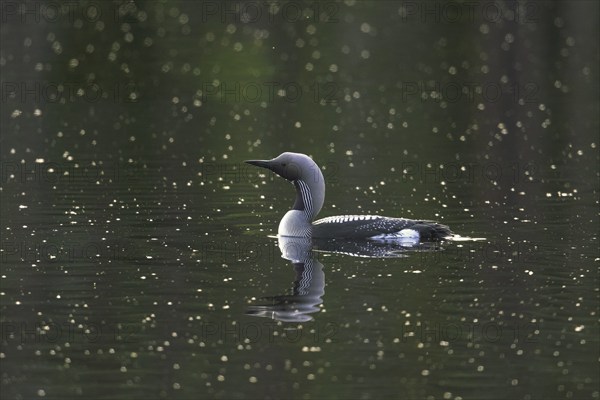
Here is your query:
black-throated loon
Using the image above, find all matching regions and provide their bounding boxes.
[246,152,452,242]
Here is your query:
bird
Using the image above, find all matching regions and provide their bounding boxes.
[245,152,453,243]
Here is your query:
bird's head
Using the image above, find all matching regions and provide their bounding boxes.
[245,152,319,183]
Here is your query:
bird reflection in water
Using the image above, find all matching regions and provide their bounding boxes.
[246,237,324,323]
[246,236,444,322]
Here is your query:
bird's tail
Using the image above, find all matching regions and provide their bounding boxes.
[413,221,453,241]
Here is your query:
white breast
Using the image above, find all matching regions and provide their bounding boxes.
[278,210,313,237]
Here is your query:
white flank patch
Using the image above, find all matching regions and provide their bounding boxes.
[370,229,420,246]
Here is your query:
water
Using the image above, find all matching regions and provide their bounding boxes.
[1,2,598,399]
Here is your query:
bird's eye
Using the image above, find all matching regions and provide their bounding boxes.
[282,163,287,167]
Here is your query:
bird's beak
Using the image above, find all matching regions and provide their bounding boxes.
[245,159,272,170]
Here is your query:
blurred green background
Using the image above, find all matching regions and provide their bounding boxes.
[1,1,598,399]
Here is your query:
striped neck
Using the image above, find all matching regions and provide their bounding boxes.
[292,179,323,222]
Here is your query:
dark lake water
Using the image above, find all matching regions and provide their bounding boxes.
[1,1,598,399]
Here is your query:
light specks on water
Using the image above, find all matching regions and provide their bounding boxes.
[1,1,599,400]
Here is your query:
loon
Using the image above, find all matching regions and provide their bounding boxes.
[246,152,452,242]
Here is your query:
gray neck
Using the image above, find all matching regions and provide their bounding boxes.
[291,173,324,222]
[278,163,325,238]
[278,170,325,237]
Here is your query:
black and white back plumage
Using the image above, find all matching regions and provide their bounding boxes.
[312,215,452,241]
